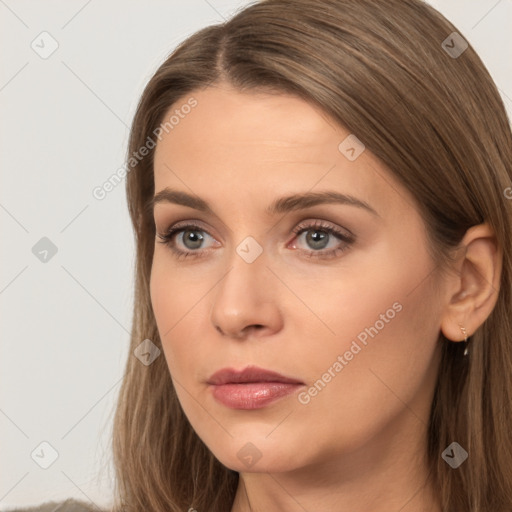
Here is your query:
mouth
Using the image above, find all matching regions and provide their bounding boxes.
[207,365,305,410]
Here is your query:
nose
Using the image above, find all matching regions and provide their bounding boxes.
[210,247,284,340]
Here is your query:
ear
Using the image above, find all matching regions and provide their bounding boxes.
[440,223,502,343]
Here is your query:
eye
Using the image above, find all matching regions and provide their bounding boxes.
[156,222,218,260]
[156,219,355,261]
[289,220,354,260]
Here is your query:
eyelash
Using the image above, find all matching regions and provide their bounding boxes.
[156,220,355,261]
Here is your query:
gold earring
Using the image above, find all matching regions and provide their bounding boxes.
[459,325,469,356]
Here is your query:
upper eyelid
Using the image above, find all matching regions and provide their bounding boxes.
[152,200,373,238]
[153,209,234,237]
[162,219,214,236]
[160,218,349,237]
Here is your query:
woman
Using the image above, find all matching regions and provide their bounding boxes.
[13,0,512,511]
[114,0,512,510]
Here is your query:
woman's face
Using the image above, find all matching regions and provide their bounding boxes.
[150,82,445,474]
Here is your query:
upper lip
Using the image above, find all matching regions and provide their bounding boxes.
[207,365,304,385]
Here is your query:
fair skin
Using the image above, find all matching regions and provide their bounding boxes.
[150,81,501,512]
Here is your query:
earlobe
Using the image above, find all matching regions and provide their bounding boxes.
[439,222,502,343]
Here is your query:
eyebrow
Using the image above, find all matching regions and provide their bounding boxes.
[150,188,379,217]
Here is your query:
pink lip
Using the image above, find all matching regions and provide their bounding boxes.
[207,365,304,410]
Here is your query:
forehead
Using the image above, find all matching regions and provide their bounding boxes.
[155,83,344,164]
[152,83,411,221]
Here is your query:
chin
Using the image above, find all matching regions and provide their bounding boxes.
[218,452,300,474]
[204,434,305,473]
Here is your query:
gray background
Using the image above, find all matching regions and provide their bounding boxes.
[1,0,511,509]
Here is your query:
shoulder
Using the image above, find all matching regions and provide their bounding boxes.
[5,498,107,512]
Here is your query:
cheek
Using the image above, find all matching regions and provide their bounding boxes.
[149,258,187,372]
[149,255,214,377]
[290,241,441,450]
[294,298,440,459]
[269,230,433,370]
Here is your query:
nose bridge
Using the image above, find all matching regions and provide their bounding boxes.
[210,235,282,337]
[214,236,268,310]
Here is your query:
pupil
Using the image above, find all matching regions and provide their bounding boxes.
[184,230,203,249]
[307,230,328,249]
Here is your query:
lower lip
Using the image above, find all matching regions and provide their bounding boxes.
[210,382,303,409]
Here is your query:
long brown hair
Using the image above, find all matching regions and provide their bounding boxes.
[112,1,512,510]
